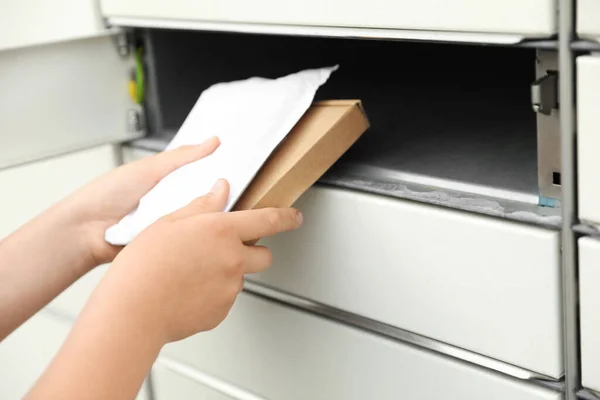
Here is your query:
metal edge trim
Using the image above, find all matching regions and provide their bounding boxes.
[241,279,561,385]
[574,223,600,238]
[558,0,581,397]
[578,389,600,400]
[155,357,267,400]
[122,140,562,229]
[321,171,562,229]
[342,163,539,205]
[0,135,145,173]
[107,16,526,45]
[521,39,559,49]
[571,40,600,51]
[125,138,170,153]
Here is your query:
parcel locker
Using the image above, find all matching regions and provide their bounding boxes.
[0,0,591,398]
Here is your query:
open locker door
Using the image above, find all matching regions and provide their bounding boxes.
[0,0,144,170]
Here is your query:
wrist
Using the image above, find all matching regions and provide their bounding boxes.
[33,200,98,275]
[55,196,119,270]
[83,263,169,353]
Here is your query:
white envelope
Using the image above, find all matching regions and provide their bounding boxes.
[105,65,338,246]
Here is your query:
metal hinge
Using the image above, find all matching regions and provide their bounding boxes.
[112,28,134,58]
[531,72,559,115]
[127,109,144,133]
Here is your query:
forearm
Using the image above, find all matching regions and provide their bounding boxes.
[0,201,96,340]
[24,266,163,400]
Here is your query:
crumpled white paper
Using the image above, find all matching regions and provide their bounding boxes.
[104,65,338,246]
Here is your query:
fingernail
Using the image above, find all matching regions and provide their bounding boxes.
[296,211,303,225]
[210,178,225,193]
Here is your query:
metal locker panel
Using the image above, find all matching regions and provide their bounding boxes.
[251,186,563,378]
[101,0,556,43]
[162,292,561,400]
[577,55,600,225]
[580,237,600,394]
[577,0,600,43]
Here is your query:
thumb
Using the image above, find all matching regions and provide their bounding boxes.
[171,179,230,219]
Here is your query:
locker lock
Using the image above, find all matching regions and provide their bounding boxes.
[531,72,558,115]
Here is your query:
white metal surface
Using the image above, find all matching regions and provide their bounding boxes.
[577,55,600,225]
[163,292,560,400]
[242,280,560,384]
[0,35,142,171]
[0,0,105,51]
[579,237,600,393]
[101,0,556,40]
[250,186,563,378]
[153,362,251,400]
[577,0,600,42]
[0,145,119,239]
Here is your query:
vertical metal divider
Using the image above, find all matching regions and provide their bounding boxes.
[559,0,580,397]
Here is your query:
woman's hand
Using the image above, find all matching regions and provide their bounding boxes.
[24,179,303,400]
[96,178,303,342]
[65,136,221,267]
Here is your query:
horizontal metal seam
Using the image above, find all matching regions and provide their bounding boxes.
[242,279,562,385]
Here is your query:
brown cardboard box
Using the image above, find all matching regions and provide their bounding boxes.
[233,100,369,211]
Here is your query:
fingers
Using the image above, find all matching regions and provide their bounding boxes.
[226,207,303,242]
[171,179,230,219]
[243,245,274,274]
[142,136,220,182]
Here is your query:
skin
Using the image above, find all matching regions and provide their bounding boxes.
[0,137,302,399]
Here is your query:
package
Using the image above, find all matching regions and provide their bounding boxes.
[233,100,369,211]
